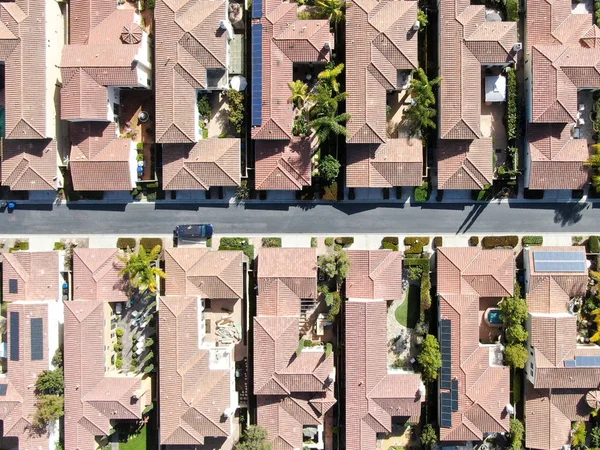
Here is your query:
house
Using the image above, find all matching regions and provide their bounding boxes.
[60,2,152,192]
[523,246,600,450]
[254,248,336,449]
[524,0,594,190]
[345,0,423,189]
[437,0,518,190]
[158,248,245,448]
[155,0,241,195]
[0,0,64,191]
[2,251,61,303]
[251,0,333,191]
[437,247,514,442]
[345,250,424,450]
[71,248,128,303]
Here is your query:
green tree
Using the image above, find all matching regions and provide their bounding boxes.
[318,250,350,284]
[52,348,63,369]
[504,344,528,369]
[288,80,309,108]
[509,419,525,450]
[235,180,250,200]
[35,368,64,396]
[417,334,442,382]
[234,425,273,450]
[226,90,245,135]
[590,425,600,447]
[499,295,528,326]
[315,0,347,24]
[572,421,587,449]
[319,155,341,185]
[118,245,166,294]
[402,68,441,137]
[586,143,600,194]
[420,424,438,450]
[32,394,64,430]
[505,324,528,344]
[317,63,344,93]
[309,113,350,143]
[417,9,428,29]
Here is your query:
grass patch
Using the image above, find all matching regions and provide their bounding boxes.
[395,285,420,328]
[119,424,147,450]
[219,237,255,261]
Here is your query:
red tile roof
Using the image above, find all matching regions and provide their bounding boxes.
[72,248,128,302]
[2,252,60,302]
[345,299,423,450]
[1,140,58,191]
[69,0,119,45]
[70,122,134,191]
[346,250,403,300]
[164,248,244,299]
[162,140,241,190]
[258,248,317,299]
[346,139,423,187]
[437,139,494,190]
[437,247,514,441]
[345,0,418,144]
[255,138,312,190]
[158,295,235,447]
[155,0,228,144]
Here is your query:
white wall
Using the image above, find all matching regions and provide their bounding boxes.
[129,141,138,188]
[107,86,120,123]
[45,0,65,139]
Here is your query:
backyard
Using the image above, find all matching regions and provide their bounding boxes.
[387,283,419,370]
[395,284,420,329]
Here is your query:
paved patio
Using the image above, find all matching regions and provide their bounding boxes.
[479,297,502,344]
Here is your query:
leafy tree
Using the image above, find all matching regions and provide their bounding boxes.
[587,144,600,194]
[234,425,273,450]
[499,295,528,326]
[317,63,344,93]
[315,0,347,24]
[509,419,524,450]
[504,344,528,369]
[35,368,64,396]
[505,324,528,344]
[572,421,587,449]
[309,113,350,143]
[417,9,428,29]
[420,424,438,450]
[591,425,600,448]
[226,90,245,135]
[197,94,211,120]
[118,245,166,294]
[292,115,310,137]
[309,83,348,120]
[318,251,350,284]
[52,348,63,369]
[417,334,442,382]
[319,155,341,185]
[235,180,250,201]
[327,291,342,321]
[402,68,441,137]
[288,80,309,108]
[32,394,64,430]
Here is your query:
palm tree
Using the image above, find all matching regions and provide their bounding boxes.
[309,112,350,143]
[317,63,344,93]
[118,245,166,294]
[309,84,348,119]
[288,80,309,108]
[316,0,347,25]
[402,67,442,137]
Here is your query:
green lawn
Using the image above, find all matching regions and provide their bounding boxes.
[395,284,420,328]
[119,425,147,450]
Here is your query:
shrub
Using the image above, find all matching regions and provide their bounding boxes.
[420,275,432,311]
[32,394,64,430]
[476,184,493,201]
[404,237,430,254]
[382,237,399,246]
[115,358,123,370]
[590,425,600,448]
[414,182,430,202]
[113,343,123,352]
[226,90,245,135]
[407,265,423,281]
[35,368,64,396]
[140,238,162,252]
[335,237,354,247]
[504,344,528,369]
[197,94,211,120]
[572,421,587,449]
[319,155,341,186]
[417,334,442,382]
[325,342,333,358]
[433,236,442,248]
[136,142,144,150]
[420,424,438,450]
[206,238,212,248]
[236,180,250,200]
[262,237,282,248]
[318,251,350,284]
[53,242,65,251]
[481,235,518,249]
[382,242,398,251]
[506,0,519,22]
[590,236,600,253]
[311,237,317,248]
[324,237,334,247]
[117,238,136,251]
[507,68,518,140]
[292,115,310,137]
[417,9,428,29]
[522,236,543,246]
[115,328,124,338]
[327,291,342,321]
[509,419,525,450]
[469,236,479,246]
[219,237,254,261]
[136,153,144,162]
[143,364,154,373]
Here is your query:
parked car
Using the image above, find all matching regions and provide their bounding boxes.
[175,224,214,241]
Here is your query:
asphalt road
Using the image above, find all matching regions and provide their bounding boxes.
[0,200,598,235]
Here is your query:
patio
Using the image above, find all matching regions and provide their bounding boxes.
[387,90,413,139]
[119,90,155,182]
[386,284,418,370]
[480,69,508,168]
[478,297,503,344]
[207,92,236,138]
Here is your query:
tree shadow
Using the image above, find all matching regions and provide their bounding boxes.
[553,202,589,226]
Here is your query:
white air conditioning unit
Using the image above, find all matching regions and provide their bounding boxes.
[513,42,523,52]
[412,20,420,31]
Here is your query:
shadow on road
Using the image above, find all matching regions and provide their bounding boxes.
[66,203,127,212]
[457,202,488,234]
[15,203,53,211]
[553,202,589,226]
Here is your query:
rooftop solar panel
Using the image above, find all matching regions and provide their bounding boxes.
[251,23,263,127]
[251,0,263,18]
[564,359,576,368]
[451,379,459,412]
[0,384,7,396]
[533,250,586,273]
[9,312,19,361]
[575,355,600,367]
[440,392,452,428]
[8,279,17,294]
[30,318,43,361]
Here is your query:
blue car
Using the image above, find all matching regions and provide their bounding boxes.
[175,224,214,240]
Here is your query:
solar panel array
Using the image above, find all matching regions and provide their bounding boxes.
[575,355,600,367]
[0,384,8,396]
[251,0,262,18]
[440,392,452,428]
[10,312,19,361]
[564,359,576,368]
[30,318,43,361]
[451,379,459,412]
[533,250,586,273]
[251,23,263,127]
[8,279,17,294]
[440,319,452,390]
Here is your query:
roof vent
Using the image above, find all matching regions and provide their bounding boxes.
[412,20,420,31]
[513,42,522,52]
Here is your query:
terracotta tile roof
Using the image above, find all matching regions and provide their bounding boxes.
[2,252,60,302]
[437,138,494,190]
[64,301,151,450]
[258,248,317,299]
[346,299,423,450]
[527,123,590,190]
[345,0,418,144]
[437,247,515,441]
[346,250,403,300]
[162,140,241,190]
[69,0,118,44]
[257,278,302,317]
[155,0,228,144]
[0,302,50,449]
[346,139,423,187]
[164,248,244,299]
[255,138,312,190]
[1,139,58,191]
[0,0,51,139]
[69,122,134,191]
[158,295,235,446]
[72,248,128,302]
[251,0,333,140]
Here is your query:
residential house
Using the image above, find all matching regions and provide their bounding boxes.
[345,0,423,190]
[345,250,424,450]
[254,248,336,449]
[61,2,152,191]
[0,0,64,192]
[437,247,514,442]
[437,0,518,190]
[250,0,333,192]
[64,248,152,450]
[2,251,61,303]
[156,0,241,196]
[159,248,245,448]
[523,246,600,450]
[524,0,593,190]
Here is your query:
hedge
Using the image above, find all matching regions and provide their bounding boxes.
[335,237,354,247]
[522,236,543,246]
[590,236,600,254]
[506,0,519,22]
[507,68,518,142]
[404,237,430,254]
[403,258,431,313]
[117,238,136,251]
[469,236,479,247]
[481,235,519,249]
[382,237,399,246]
[325,237,334,247]
[382,242,398,251]
[596,1,600,28]
[219,237,255,260]
[311,237,317,248]
[53,242,65,251]
[433,237,443,248]
[262,237,282,248]
[414,182,430,202]
[140,238,163,251]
